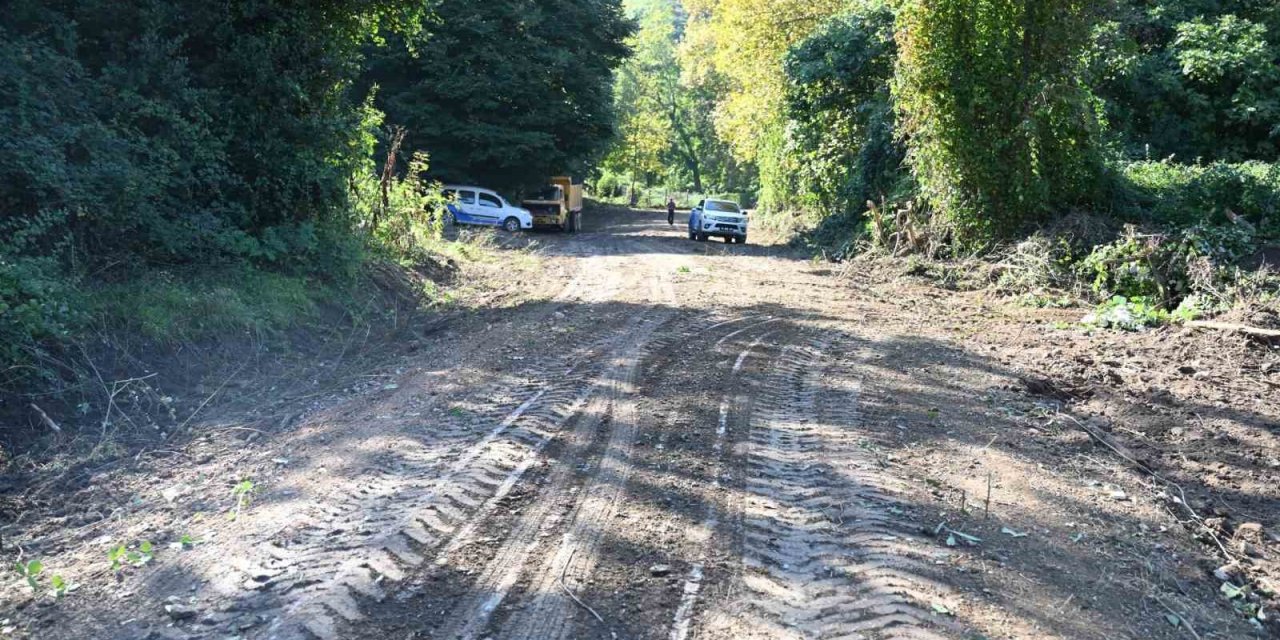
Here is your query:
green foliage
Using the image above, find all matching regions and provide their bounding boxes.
[782,3,901,216]
[1084,295,1170,330]
[352,149,450,261]
[1121,161,1280,237]
[1079,222,1257,304]
[594,172,623,199]
[87,268,322,344]
[894,0,1106,243]
[0,212,79,365]
[229,479,256,521]
[2,0,427,265]
[49,573,68,599]
[14,559,42,592]
[109,541,154,571]
[364,0,632,194]
[0,0,434,368]
[1089,2,1280,163]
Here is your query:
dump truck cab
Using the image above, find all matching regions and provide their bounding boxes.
[522,176,584,232]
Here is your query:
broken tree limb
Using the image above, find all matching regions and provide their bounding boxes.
[30,403,61,433]
[1186,321,1280,339]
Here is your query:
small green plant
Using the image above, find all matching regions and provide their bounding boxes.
[1083,295,1169,331]
[13,559,68,599]
[229,480,256,521]
[676,265,691,274]
[14,559,42,592]
[49,574,68,599]
[109,541,155,571]
[178,534,202,549]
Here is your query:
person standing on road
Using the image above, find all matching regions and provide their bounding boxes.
[667,197,677,226]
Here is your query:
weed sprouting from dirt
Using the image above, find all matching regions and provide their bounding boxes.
[108,541,154,572]
[14,559,42,592]
[229,480,256,521]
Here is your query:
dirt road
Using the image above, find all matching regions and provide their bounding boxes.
[4,207,1267,639]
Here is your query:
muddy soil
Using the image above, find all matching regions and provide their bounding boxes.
[1,207,1275,639]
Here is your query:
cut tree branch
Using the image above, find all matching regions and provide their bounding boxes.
[1186,321,1280,339]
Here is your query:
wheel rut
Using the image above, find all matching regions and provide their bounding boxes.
[670,330,775,640]
[697,338,964,640]
[179,246,633,640]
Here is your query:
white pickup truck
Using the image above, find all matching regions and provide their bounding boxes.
[688,198,748,244]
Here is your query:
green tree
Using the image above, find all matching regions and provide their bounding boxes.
[783,2,901,215]
[1,0,428,357]
[605,0,734,193]
[363,0,633,194]
[1089,2,1280,162]
[893,0,1105,242]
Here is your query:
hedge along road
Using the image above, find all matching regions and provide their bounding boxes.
[16,206,1259,640]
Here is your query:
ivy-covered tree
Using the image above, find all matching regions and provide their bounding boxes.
[893,0,1105,241]
[364,0,633,194]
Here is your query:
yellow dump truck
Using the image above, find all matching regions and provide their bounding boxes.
[522,176,584,232]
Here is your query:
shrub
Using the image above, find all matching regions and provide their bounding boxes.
[1121,161,1280,238]
[1079,222,1258,305]
[595,172,621,199]
[1083,295,1170,330]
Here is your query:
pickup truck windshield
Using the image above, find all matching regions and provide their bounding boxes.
[705,201,740,213]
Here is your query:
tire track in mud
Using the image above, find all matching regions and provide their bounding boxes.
[427,248,692,640]
[669,330,775,640]
[698,339,962,640]
[164,243,635,640]
[432,311,774,640]
[247,240,650,640]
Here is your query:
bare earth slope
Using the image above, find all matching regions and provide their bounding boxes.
[2,207,1274,639]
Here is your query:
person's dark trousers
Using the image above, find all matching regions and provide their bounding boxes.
[667,208,675,225]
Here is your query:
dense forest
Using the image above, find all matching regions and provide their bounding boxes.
[602,0,1278,325]
[0,0,631,370]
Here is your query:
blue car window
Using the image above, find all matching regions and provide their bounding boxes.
[479,193,502,208]
[458,191,476,205]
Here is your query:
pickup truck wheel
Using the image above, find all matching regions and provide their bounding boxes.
[502,217,521,232]
[724,236,733,244]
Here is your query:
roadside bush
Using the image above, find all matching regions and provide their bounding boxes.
[1078,222,1258,305]
[1121,161,1280,239]
[594,173,622,199]
[352,150,449,262]
[1082,295,1191,331]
